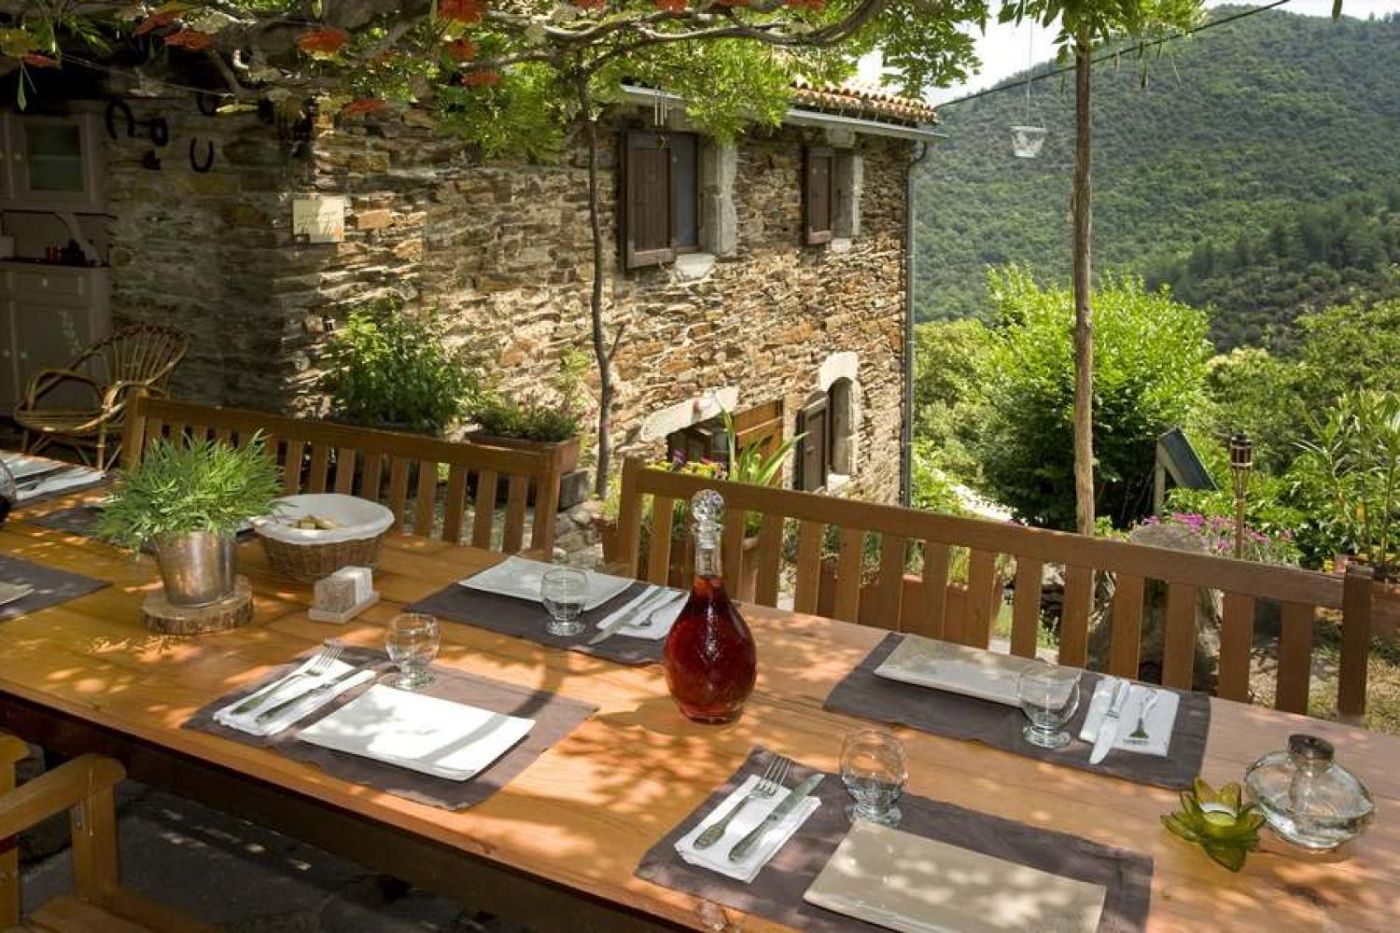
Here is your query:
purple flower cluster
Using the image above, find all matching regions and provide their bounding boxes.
[1142,511,1293,561]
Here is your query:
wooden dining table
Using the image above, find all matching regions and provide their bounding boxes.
[1,489,1398,932]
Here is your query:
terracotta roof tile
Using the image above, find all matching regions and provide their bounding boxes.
[791,79,938,126]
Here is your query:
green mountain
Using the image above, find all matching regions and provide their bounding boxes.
[913,6,1400,344]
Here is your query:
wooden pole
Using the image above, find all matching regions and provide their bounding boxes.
[1072,32,1096,536]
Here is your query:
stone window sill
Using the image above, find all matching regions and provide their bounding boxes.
[826,472,852,492]
[829,238,853,255]
[673,252,717,282]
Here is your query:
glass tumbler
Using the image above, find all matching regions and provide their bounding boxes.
[385,613,440,690]
[840,727,909,827]
[541,567,589,637]
[1017,660,1081,750]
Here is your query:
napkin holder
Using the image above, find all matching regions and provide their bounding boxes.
[309,566,379,624]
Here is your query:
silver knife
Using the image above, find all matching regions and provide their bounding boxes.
[1090,679,1131,765]
[727,773,823,863]
[586,586,674,646]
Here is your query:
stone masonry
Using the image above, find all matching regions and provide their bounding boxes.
[105,97,915,503]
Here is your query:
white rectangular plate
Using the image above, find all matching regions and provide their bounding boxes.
[459,556,632,612]
[803,820,1106,933]
[298,684,533,781]
[873,635,1043,707]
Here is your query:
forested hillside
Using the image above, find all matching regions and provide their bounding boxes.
[913,7,1400,340]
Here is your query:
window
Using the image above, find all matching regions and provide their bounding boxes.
[666,415,728,468]
[795,378,857,492]
[803,146,835,245]
[622,131,699,269]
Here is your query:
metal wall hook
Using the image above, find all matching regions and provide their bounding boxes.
[143,117,169,147]
[189,138,215,173]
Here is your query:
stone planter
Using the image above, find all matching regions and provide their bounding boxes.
[469,432,580,475]
[152,531,237,607]
[816,559,1005,642]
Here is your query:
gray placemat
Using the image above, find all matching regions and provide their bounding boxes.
[28,504,256,552]
[0,552,110,623]
[824,633,1210,791]
[184,646,597,810]
[637,747,1152,933]
[405,577,674,666]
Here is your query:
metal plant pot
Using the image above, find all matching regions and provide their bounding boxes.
[153,531,237,607]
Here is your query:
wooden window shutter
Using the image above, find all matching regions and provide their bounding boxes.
[795,396,829,491]
[624,131,675,269]
[733,400,785,464]
[804,146,835,246]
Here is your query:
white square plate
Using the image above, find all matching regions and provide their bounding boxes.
[459,556,632,611]
[874,635,1044,707]
[298,684,534,781]
[803,820,1106,933]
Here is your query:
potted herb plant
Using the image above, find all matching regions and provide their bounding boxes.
[97,436,281,606]
[470,392,584,474]
[321,298,479,437]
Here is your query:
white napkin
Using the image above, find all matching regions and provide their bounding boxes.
[16,465,104,503]
[675,774,823,884]
[297,685,533,781]
[214,658,375,737]
[1078,679,1178,757]
[593,589,686,641]
[459,556,632,611]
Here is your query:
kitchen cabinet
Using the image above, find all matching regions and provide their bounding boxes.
[1,111,105,213]
[0,263,110,412]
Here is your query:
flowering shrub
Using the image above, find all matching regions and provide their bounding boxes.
[1140,512,1300,566]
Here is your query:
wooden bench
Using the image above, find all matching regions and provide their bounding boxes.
[616,457,1384,722]
[120,397,563,556]
[1,735,212,932]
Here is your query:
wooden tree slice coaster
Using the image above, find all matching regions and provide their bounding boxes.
[143,577,254,635]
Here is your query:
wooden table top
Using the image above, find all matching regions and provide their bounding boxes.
[2,493,1398,932]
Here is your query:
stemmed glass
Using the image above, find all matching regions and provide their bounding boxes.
[385,613,440,690]
[1016,660,1081,749]
[840,728,909,827]
[541,567,588,637]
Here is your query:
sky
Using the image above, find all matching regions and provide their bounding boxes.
[856,0,1400,105]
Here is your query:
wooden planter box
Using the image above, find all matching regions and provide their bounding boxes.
[817,560,1006,646]
[468,432,580,475]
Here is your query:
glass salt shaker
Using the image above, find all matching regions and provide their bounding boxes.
[1243,733,1374,850]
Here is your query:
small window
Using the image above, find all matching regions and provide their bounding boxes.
[623,131,699,269]
[795,380,856,491]
[667,415,728,469]
[803,146,835,246]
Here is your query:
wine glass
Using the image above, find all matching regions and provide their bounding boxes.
[385,613,440,690]
[840,727,909,827]
[0,459,15,528]
[541,567,588,637]
[1016,660,1081,749]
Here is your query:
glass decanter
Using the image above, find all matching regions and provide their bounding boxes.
[662,490,757,724]
[1244,734,1374,850]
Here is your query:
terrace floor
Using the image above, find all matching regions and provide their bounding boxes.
[18,772,527,932]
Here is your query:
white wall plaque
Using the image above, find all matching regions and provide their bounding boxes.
[293,196,347,243]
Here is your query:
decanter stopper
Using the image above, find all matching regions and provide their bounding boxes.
[691,489,724,548]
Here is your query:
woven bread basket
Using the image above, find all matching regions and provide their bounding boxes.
[254,494,394,583]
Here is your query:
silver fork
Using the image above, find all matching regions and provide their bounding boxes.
[1125,689,1162,744]
[694,756,791,849]
[231,641,343,715]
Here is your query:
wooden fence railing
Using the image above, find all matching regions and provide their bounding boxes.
[618,458,1398,723]
[122,397,563,556]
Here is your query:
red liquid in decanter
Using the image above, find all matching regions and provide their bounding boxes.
[663,572,757,724]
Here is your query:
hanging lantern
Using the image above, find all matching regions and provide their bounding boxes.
[1011,124,1047,158]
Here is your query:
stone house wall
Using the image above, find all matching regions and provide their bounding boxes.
[104,97,912,503]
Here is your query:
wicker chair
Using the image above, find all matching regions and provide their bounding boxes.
[13,324,188,470]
